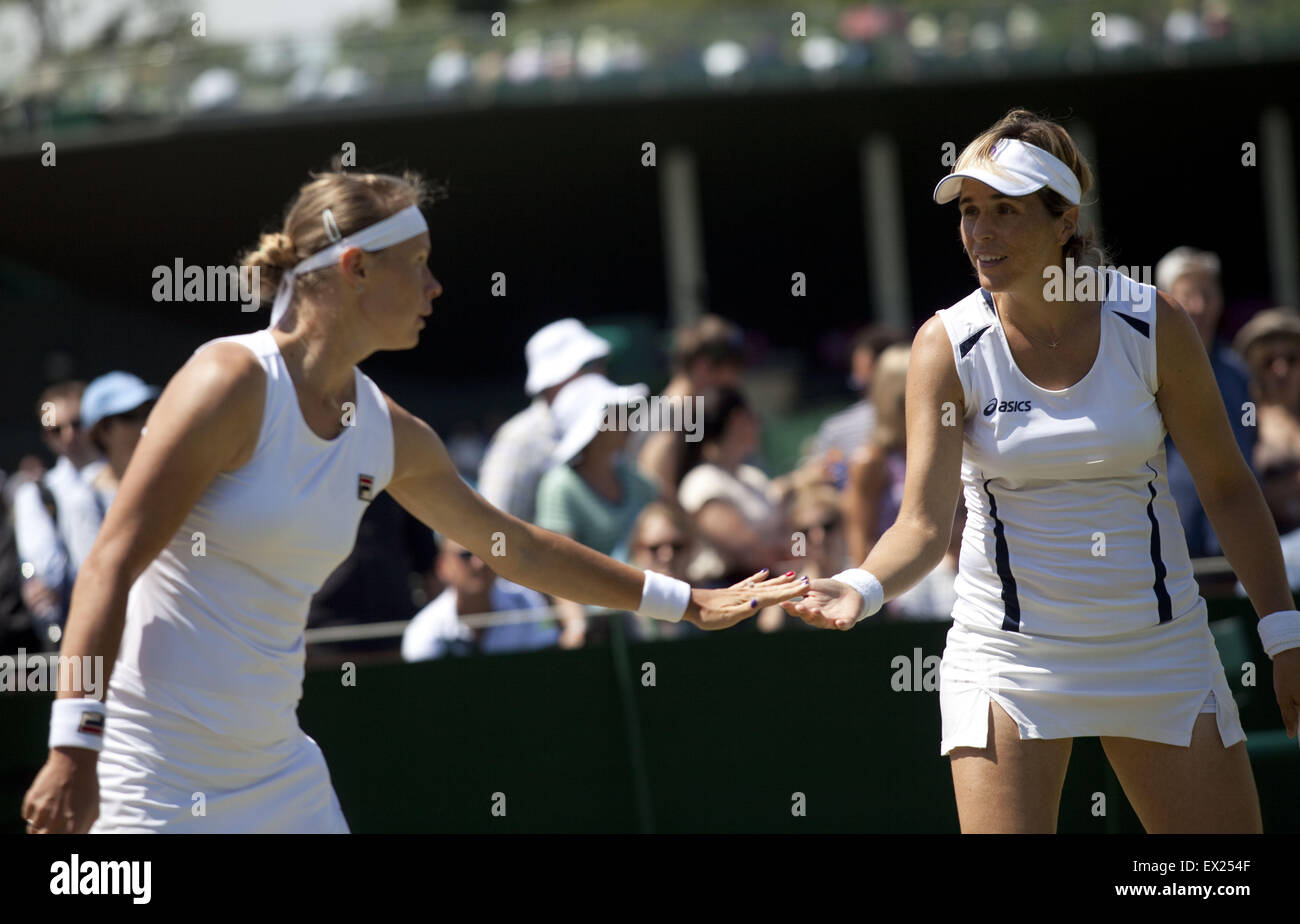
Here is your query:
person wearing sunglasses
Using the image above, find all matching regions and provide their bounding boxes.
[401,536,559,661]
[10,381,108,647]
[628,500,699,640]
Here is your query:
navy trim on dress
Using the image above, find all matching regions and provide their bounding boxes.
[982,478,1022,632]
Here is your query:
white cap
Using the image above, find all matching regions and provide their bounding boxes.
[550,373,649,465]
[524,319,611,397]
[933,138,1081,206]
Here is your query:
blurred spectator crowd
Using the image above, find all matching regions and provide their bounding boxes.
[4,0,1294,140]
[4,243,1300,662]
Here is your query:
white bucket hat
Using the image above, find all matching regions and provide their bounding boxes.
[524,319,611,397]
[932,138,1081,206]
[550,373,649,465]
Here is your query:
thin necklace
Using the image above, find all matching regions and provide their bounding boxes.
[1018,322,1064,351]
[996,298,1090,351]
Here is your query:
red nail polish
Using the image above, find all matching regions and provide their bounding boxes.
[785,571,794,577]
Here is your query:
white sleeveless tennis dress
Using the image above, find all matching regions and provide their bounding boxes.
[91,329,394,832]
[933,270,1244,756]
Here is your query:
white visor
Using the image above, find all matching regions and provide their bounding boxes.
[932,138,1081,206]
[267,203,429,329]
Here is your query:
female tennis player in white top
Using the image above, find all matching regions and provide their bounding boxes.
[784,110,1300,833]
[21,167,804,834]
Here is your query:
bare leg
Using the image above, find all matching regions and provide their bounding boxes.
[949,699,1074,833]
[1100,713,1261,833]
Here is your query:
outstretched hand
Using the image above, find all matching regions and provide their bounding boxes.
[780,577,865,630]
[1273,648,1300,740]
[687,569,807,630]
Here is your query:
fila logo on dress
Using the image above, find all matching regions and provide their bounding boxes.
[983,398,1033,416]
[357,474,375,501]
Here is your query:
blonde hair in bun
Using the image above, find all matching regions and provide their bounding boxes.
[239,162,438,306]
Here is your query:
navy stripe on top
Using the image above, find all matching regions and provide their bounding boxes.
[982,478,1022,632]
[1144,463,1173,623]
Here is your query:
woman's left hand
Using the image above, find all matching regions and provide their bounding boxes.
[686,569,806,630]
[1273,648,1300,739]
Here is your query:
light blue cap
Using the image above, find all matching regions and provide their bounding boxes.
[81,371,161,430]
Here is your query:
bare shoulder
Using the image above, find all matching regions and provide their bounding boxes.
[912,315,956,363]
[180,341,266,400]
[909,316,963,397]
[147,341,267,471]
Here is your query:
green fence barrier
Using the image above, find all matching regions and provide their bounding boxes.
[3,612,1295,833]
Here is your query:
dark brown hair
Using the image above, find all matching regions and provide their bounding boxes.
[678,386,752,484]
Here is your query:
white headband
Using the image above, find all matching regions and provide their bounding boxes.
[932,138,1081,206]
[267,203,429,329]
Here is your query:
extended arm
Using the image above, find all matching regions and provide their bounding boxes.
[382,396,803,629]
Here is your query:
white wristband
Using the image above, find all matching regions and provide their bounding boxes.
[831,568,885,623]
[49,697,107,751]
[1258,609,1300,659]
[639,570,691,623]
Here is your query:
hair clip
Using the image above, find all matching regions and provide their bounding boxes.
[322,208,342,243]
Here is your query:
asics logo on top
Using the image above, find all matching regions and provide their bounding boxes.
[983,398,1032,416]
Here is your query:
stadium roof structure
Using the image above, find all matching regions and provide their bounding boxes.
[3,0,1299,154]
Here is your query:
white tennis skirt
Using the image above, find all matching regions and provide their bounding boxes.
[90,669,348,834]
[939,601,1245,756]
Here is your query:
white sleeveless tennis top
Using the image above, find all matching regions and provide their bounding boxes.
[935,270,1200,638]
[111,328,395,745]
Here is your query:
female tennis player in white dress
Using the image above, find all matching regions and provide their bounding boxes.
[785,110,1300,833]
[21,167,804,833]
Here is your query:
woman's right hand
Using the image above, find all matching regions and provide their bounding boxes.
[781,577,866,630]
[22,748,99,834]
[686,569,806,630]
